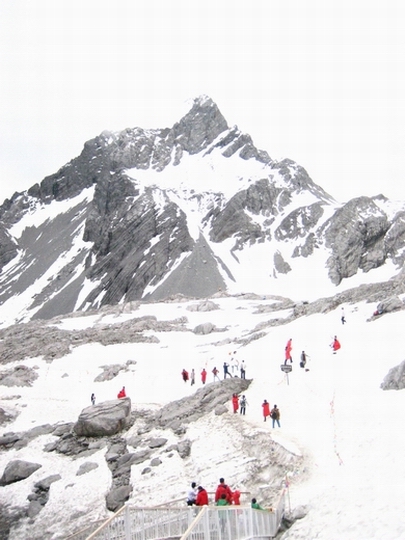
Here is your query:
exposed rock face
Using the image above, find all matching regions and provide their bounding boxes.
[74,398,132,437]
[381,360,405,390]
[1,96,405,323]
[0,459,42,485]
[155,378,252,429]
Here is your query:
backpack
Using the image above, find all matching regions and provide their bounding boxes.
[270,409,277,419]
[240,397,246,407]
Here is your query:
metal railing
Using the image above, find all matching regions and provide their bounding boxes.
[80,489,285,540]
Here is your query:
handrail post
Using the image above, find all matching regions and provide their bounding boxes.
[124,503,131,540]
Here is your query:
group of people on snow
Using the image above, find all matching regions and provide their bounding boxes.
[181,357,247,386]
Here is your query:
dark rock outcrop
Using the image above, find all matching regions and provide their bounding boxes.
[0,460,42,485]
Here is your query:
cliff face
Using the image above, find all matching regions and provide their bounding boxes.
[0,95,404,323]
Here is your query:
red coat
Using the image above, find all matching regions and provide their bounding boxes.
[182,370,189,381]
[232,490,241,505]
[201,369,207,383]
[332,339,341,351]
[117,388,126,398]
[215,483,233,503]
[196,488,209,506]
[232,395,239,412]
[262,401,270,417]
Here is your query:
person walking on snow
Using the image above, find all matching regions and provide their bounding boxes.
[262,399,270,422]
[212,367,220,381]
[285,338,293,364]
[190,369,195,386]
[182,369,189,382]
[239,394,248,415]
[341,307,346,325]
[232,393,239,413]
[300,351,307,368]
[331,336,341,354]
[270,405,281,428]
[201,368,207,384]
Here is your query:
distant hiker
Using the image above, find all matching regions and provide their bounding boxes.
[186,482,198,506]
[117,386,126,399]
[223,362,231,379]
[285,338,293,364]
[251,497,265,510]
[232,393,239,413]
[190,369,195,386]
[201,368,207,384]
[212,367,220,381]
[215,478,233,504]
[331,336,341,354]
[240,394,248,415]
[230,351,238,374]
[341,307,346,325]
[270,405,281,428]
[232,489,241,505]
[182,369,189,382]
[91,393,96,405]
[300,351,307,368]
[195,485,209,506]
[262,399,270,422]
[240,360,246,379]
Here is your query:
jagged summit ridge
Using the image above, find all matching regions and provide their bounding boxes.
[0,97,404,324]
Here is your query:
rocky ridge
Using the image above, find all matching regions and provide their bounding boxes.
[0,97,404,324]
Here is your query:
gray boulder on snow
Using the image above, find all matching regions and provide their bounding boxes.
[73,398,132,437]
[381,360,405,390]
[0,459,42,485]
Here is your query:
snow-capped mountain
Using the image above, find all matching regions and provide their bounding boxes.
[1,97,405,540]
[1,95,405,325]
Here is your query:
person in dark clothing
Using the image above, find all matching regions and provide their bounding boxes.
[300,351,307,368]
[223,362,231,379]
[91,393,96,405]
[240,395,248,415]
[270,405,281,428]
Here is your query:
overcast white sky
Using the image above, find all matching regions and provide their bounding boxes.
[1,0,405,204]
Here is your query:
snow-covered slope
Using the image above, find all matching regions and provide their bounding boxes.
[0,289,405,539]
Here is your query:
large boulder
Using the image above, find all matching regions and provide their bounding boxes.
[0,459,42,485]
[73,398,132,437]
[381,360,405,390]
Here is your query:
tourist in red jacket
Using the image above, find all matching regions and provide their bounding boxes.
[332,336,341,353]
[182,369,189,382]
[201,368,207,384]
[262,399,270,421]
[232,393,239,413]
[117,386,126,398]
[195,486,209,506]
[214,478,233,504]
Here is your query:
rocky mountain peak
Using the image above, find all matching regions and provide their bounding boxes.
[171,95,229,154]
[0,97,404,324]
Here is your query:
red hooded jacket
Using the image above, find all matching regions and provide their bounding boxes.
[196,488,209,506]
[262,401,270,417]
[215,483,233,503]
